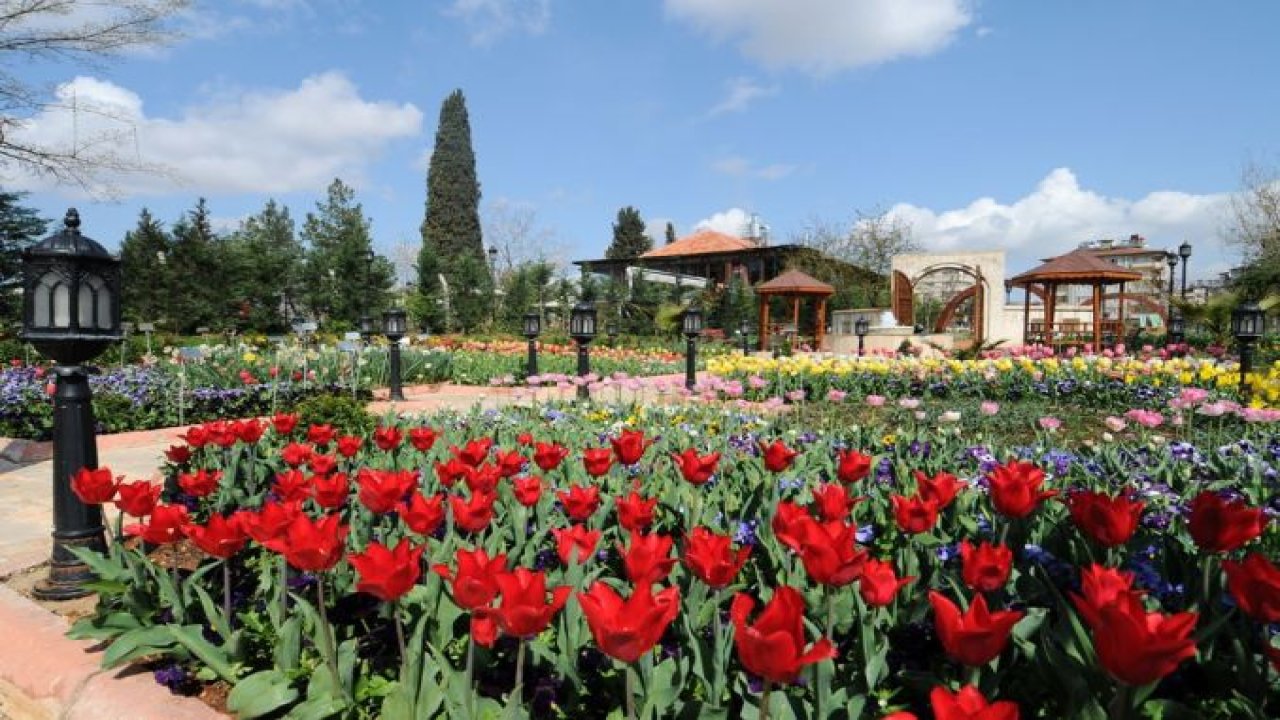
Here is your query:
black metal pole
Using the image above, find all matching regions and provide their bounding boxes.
[576,342,590,401]
[388,341,405,401]
[1181,261,1188,298]
[34,367,106,601]
[1167,262,1176,319]
[740,330,749,355]
[858,335,865,357]
[685,336,697,390]
[527,338,538,377]
[1240,340,1254,404]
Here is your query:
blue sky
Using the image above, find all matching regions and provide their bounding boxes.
[11,0,1280,284]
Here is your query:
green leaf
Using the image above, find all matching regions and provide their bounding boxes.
[168,625,238,683]
[100,625,178,669]
[283,695,346,720]
[275,616,302,672]
[67,612,143,642]
[226,670,299,719]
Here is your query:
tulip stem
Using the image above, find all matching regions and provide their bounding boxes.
[760,681,772,720]
[465,635,476,719]
[512,638,526,707]
[625,664,637,720]
[315,579,348,704]
[1108,682,1136,720]
[223,560,233,631]
[393,603,407,669]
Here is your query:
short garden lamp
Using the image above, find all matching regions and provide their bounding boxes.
[523,311,541,377]
[607,321,619,346]
[1232,300,1264,403]
[382,307,408,401]
[358,314,375,339]
[569,301,596,400]
[1178,241,1192,297]
[1168,310,1185,352]
[21,209,121,600]
[854,317,870,357]
[682,305,703,389]
[738,319,751,355]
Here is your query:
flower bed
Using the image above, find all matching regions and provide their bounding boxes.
[65,398,1279,719]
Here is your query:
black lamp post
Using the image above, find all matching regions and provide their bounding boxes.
[523,311,540,377]
[569,301,596,401]
[358,314,375,339]
[682,305,703,390]
[1165,252,1178,318]
[1178,241,1192,298]
[1232,300,1264,404]
[739,320,751,355]
[383,308,407,401]
[855,317,870,357]
[21,209,121,600]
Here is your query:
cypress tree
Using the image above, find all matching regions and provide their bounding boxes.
[665,221,676,246]
[605,206,651,260]
[418,89,485,331]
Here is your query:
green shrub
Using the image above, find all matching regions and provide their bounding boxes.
[292,393,375,435]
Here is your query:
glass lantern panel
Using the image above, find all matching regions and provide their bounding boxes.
[33,273,57,327]
[96,283,112,329]
[52,281,71,328]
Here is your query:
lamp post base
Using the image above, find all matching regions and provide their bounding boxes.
[33,530,106,601]
[576,343,591,401]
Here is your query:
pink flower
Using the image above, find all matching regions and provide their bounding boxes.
[980,401,1000,416]
[786,389,806,402]
[898,397,921,410]
[1180,388,1209,404]
[866,394,886,407]
[826,389,848,402]
[1104,416,1128,432]
[1197,402,1228,417]
[1124,409,1164,428]
[1038,416,1062,431]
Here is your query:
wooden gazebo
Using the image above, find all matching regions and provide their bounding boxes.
[756,269,835,351]
[1008,248,1143,349]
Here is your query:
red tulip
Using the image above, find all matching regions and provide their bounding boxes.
[494,449,526,478]
[280,442,313,467]
[836,448,872,483]
[373,425,403,451]
[464,463,502,495]
[272,469,312,503]
[929,591,1024,667]
[311,472,350,509]
[243,500,302,548]
[760,440,799,473]
[730,586,835,684]
[1187,491,1265,553]
[124,503,189,545]
[558,484,601,522]
[271,412,299,436]
[552,524,601,565]
[435,457,471,487]
[348,538,424,602]
[433,547,507,610]
[812,483,862,523]
[959,540,1013,594]
[183,512,248,558]
[797,520,868,588]
[357,468,418,514]
[1071,564,1140,629]
[533,442,570,471]
[859,558,914,607]
[621,531,677,586]
[915,470,964,509]
[516,432,534,446]
[929,685,1020,720]
[180,425,209,448]
[307,454,338,476]
[1087,592,1198,686]
[615,491,657,533]
[582,448,614,477]
[672,449,720,485]
[115,480,161,517]
[492,567,571,638]
[409,426,439,451]
[207,421,237,448]
[306,424,335,446]
[511,475,544,507]
[278,513,349,572]
[771,500,814,553]
[71,467,118,505]
[450,491,496,534]
[986,460,1056,518]
[164,445,192,465]
[399,491,446,536]
[450,438,493,467]
[682,527,750,589]
[891,494,940,534]
[610,428,653,465]
[578,582,680,663]
[335,435,363,458]
[1224,553,1280,623]
[234,420,265,445]
[1063,490,1144,547]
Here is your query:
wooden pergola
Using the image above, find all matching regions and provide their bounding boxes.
[1008,248,1143,349]
[756,269,835,351]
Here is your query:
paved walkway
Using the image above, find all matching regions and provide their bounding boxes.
[0,377,692,719]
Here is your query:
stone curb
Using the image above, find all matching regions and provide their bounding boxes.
[0,584,227,720]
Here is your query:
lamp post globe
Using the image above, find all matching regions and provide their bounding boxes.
[21,209,121,600]
[523,311,541,378]
[1232,300,1264,403]
[682,305,703,389]
[569,301,596,400]
[358,314,375,339]
[382,308,408,401]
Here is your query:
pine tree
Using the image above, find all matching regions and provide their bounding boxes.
[301,179,391,329]
[665,221,676,246]
[224,200,305,331]
[167,198,224,333]
[418,89,485,331]
[605,207,651,260]
[119,208,171,326]
[0,191,48,323]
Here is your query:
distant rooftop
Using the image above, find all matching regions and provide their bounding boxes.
[641,229,757,258]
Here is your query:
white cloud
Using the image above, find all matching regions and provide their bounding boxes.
[885,168,1236,281]
[665,0,972,75]
[706,76,778,117]
[444,0,551,45]
[694,207,752,236]
[712,155,797,181]
[7,72,423,198]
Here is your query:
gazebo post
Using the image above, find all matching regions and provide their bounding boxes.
[1022,284,1031,345]
[1044,282,1057,348]
[815,298,827,350]
[1117,281,1126,339]
[1091,282,1102,350]
[758,297,769,352]
[791,296,800,335]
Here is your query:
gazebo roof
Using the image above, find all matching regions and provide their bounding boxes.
[757,268,835,296]
[1009,248,1143,286]
[641,229,756,258]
